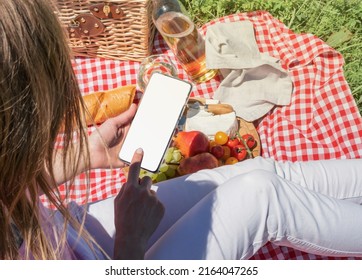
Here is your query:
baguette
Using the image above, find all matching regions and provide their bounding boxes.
[83,85,136,125]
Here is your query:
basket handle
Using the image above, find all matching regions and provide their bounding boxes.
[90,3,124,19]
[67,14,105,38]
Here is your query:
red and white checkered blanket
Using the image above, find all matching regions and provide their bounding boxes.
[52,11,362,259]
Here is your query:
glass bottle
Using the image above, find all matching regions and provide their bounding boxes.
[151,0,218,83]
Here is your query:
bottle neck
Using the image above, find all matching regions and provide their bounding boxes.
[152,0,183,21]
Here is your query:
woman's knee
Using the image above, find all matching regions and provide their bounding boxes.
[235,169,282,200]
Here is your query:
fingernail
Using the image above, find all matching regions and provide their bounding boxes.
[135,148,143,154]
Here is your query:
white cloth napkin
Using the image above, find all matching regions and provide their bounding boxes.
[206,21,293,121]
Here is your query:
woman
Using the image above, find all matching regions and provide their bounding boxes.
[0,0,163,259]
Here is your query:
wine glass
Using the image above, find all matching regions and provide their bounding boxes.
[137,54,178,91]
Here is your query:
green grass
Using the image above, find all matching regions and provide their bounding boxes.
[180,0,362,115]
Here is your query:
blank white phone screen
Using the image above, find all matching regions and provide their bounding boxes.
[119,73,192,172]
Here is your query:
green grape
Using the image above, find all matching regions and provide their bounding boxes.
[165,167,176,178]
[159,163,169,173]
[139,169,148,178]
[155,172,167,182]
[164,147,174,163]
[171,149,182,163]
[151,173,159,182]
[169,164,178,170]
[146,171,156,179]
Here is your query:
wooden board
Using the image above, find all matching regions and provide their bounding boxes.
[185,98,261,157]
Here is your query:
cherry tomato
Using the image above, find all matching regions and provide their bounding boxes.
[231,144,248,161]
[221,145,231,161]
[214,131,229,145]
[241,134,257,149]
[226,137,241,149]
[225,156,238,165]
[209,140,218,150]
[210,145,224,159]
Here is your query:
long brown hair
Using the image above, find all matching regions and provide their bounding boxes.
[0,0,91,259]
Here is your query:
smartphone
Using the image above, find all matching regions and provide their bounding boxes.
[119,73,192,172]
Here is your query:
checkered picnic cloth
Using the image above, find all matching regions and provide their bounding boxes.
[51,11,362,259]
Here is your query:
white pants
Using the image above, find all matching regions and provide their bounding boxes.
[87,157,362,259]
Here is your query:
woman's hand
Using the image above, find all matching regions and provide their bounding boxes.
[49,104,137,187]
[88,103,137,170]
[113,148,165,259]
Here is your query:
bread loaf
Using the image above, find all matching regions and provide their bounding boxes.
[83,85,136,125]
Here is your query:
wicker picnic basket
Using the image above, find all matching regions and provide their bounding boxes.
[54,0,155,61]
